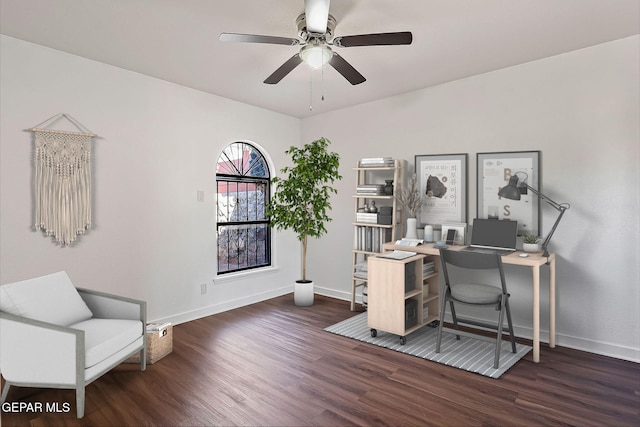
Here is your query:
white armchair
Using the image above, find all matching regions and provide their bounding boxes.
[0,271,146,418]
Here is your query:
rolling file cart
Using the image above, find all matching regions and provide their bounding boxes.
[367,252,439,345]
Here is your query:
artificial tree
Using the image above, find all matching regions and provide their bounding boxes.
[266,137,342,290]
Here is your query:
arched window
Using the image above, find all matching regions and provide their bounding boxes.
[216,142,271,274]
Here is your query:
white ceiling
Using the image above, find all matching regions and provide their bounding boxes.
[1,0,638,118]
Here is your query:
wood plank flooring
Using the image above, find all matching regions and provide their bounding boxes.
[2,294,639,426]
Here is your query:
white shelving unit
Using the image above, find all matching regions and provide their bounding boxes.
[350,159,403,311]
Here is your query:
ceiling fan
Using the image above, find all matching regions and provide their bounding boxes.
[219,0,412,85]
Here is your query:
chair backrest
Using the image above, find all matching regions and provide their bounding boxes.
[0,271,93,326]
[439,249,508,294]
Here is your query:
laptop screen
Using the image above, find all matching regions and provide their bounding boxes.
[470,219,518,251]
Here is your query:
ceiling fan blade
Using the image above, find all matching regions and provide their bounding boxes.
[264,54,303,84]
[328,52,365,85]
[305,0,330,34]
[333,31,413,47]
[219,33,300,46]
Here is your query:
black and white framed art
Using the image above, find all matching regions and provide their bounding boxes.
[415,153,467,226]
[477,150,540,236]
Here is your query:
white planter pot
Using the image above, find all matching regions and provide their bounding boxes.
[294,280,314,306]
[405,218,418,239]
[523,243,539,253]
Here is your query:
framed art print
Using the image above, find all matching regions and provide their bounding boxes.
[477,151,540,235]
[415,154,467,226]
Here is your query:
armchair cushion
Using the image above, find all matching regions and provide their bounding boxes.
[0,271,93,326]
[69,318,143,368]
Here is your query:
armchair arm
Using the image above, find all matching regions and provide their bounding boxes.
[0,312,83,386]
[77,288,146,324]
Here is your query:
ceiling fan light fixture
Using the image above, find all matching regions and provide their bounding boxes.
[300,42,332,69]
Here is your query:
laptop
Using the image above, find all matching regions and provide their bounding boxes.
[462,218,518,255]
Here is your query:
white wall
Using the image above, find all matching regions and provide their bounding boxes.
[303,36,640,362]
[0,35,301,323]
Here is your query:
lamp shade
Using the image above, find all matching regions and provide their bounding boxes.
[498,175,522,200]
[300,43,332,69]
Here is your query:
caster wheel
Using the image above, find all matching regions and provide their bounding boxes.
[370,329,377,338]
[400,336,406,345]
[430,321,439,328]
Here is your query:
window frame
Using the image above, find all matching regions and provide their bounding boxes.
[215,142,272,275]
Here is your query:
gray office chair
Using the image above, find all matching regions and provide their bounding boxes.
[436,249,517,369]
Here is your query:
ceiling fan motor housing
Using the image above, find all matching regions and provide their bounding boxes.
[297,13,336,41]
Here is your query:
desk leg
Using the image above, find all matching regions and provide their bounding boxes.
[549,257,556,348]
[532,265,540,363]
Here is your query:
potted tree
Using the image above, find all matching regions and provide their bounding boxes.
[266,137,342,306]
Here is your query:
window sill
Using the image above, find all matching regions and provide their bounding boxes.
[213,266,280,285]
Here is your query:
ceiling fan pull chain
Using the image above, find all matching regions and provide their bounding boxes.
[309,68,313,111]
[321,63,325,101]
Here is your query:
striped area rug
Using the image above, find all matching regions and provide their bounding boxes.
[324,311,531,379]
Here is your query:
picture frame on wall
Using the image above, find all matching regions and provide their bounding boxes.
[415,153,467,226]
[476,150,540,236]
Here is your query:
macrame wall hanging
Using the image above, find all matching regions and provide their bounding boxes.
[27,114,98,246]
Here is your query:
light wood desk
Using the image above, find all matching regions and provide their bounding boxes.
[382,242,556,363]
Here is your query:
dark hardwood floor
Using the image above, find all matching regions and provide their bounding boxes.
[2,294,639,426]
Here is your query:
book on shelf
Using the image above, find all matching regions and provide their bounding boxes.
[423,261,435,276]
[353,271,368,280]
[359,157,394,167]
[356,212,378,223]
[354,226,391,253]
[356,184,385,195]
[356,212,392,225]
[360,157,392,163]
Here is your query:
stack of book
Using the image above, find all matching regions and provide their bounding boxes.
[356,212,379,223]
[353,261,368,280]
[360,157,394,168]
[423,261,435,276]
[356,212,392,225]
[356,184,385,195]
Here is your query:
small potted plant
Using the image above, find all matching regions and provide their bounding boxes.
[522,234,540,253]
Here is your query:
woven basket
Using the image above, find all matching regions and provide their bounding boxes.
[125,325,173,364]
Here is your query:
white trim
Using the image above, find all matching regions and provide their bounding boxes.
[213,266,280,285]
[150,285,291,326]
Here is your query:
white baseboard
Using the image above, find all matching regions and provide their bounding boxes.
[150,285,291,326]
[315,286,640,363]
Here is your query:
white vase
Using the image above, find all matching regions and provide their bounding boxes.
[405,218,418,239]
[523,243,539,253]
[294,280,314,306]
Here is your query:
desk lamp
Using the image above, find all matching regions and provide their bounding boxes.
[498,174,570,257]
